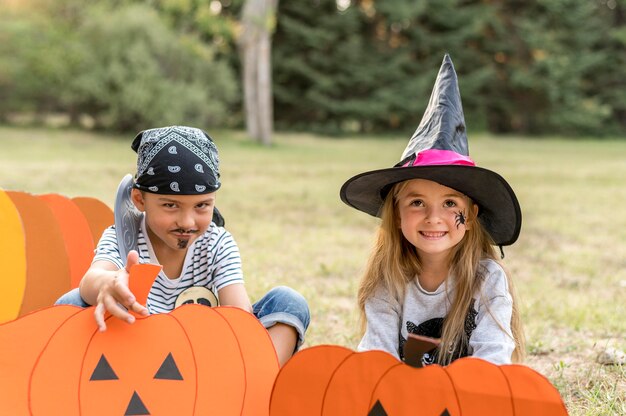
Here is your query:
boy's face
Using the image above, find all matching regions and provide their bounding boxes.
[131,189,216,252]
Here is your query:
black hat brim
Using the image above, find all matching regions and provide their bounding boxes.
[340,165,521,246]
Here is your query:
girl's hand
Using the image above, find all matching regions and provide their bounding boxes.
[93,250,149,331]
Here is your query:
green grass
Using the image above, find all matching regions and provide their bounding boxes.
[1,126,625,414]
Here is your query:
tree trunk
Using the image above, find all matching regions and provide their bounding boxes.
[240,0,278,145]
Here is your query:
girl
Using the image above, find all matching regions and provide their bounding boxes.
[340,55,525,366]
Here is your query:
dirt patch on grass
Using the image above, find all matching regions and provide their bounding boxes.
[525,328,625,415]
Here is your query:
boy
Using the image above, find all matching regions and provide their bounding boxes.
[56,126,309,366]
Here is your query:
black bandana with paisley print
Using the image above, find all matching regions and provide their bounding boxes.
[131,126,220,195]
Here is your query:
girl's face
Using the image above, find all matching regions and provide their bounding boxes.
[395,179,474,263]
[132,189,216,253]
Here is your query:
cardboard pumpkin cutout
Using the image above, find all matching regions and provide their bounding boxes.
[0,304,279,415]
[127,263,163,306]
[72,196,115,247]
[39,194,95,289]
[0,189,27,323]
[0,191,114,324]
[269,345,568,416]
[0,305,82,414]
[269,345,354,416]
[6,191,71,317]
[321,350,400,415]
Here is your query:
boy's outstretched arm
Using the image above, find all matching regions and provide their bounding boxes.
[79,250,149,331]
[217,284,253,313]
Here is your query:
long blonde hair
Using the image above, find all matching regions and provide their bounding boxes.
[357,180,525,364]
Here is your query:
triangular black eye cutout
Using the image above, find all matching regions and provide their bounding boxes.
[441,410,451,416]
[154,352,183,380]
[125,391,150,415]
[368,400,388,416]
[90,354,119,381]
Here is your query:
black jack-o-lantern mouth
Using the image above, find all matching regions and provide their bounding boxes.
[368,400,451,416]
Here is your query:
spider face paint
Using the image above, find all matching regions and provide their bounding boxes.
[177,239,189,249]
[454,210,466,229]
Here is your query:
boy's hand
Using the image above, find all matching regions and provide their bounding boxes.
[94,250,149,331]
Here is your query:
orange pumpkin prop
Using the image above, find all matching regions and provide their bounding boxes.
[0,304,279,415]
[6,191,71,317]
[0,304,82,414]
[72,196,115,246]
[215,307,281,416]
[269,345,353,416]
[39,194,95,289]
[0,191,114,324]
[269,345,568,416]
[128,263,162,306]
[321,350,400,415]
[0,189,27,323]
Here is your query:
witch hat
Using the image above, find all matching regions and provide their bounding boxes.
[340,54,521,246]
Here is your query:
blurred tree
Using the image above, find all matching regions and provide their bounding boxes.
[368,0,496,132]
[272,0,495,133]
[127,0,241,56]
[0,0,239,131]
[0,10,83,122]
[273,0,415,133]
[475,0,621,135]
[239,0,278,145]
[591,0,626,133]
[68,4,237,131]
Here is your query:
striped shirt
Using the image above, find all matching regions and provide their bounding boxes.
[93,216,244,314]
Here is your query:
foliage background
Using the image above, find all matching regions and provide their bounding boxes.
[0,0,625,136]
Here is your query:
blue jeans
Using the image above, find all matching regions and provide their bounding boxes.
[253,286,310,349]
[56,286,310,349]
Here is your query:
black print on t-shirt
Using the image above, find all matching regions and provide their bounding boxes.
[399,300,478,364]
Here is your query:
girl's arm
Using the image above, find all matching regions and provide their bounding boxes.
[358,287,403,359]
[469,263,516,364]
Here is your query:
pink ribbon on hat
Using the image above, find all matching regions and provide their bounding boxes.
[403,149,475,167]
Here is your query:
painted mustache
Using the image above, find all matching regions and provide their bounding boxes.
[171,228,199,235]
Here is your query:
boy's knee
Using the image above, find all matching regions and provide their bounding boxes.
[54,288,89,308]
[263,286,310,329]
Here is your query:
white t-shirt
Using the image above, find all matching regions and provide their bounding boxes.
[358,259,515,365]
[93,216,244,314]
